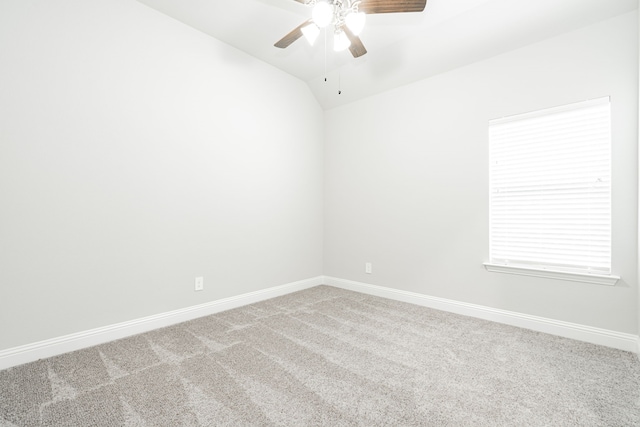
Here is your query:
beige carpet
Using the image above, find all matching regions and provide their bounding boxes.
[1,285,639,426]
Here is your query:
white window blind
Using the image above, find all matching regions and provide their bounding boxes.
[488,97,611,276]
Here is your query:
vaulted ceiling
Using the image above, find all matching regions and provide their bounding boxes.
[137,0,638,109]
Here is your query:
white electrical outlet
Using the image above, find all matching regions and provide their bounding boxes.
[365,262,372,274]
[195,276,204,291]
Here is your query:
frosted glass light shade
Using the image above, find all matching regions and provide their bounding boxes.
[333,29,351,52]
[312,2,333,28]
[345,12,366,35]
[301,23,320,45]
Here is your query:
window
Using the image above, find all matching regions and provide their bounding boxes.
[485,97,618,285]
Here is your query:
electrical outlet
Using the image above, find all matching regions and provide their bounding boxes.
[365,262,372,274]
[195,276,204,291]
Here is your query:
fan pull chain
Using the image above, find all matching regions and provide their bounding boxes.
[338,71,341,95]
[324,27,327,82]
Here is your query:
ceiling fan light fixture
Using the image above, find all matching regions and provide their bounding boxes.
[301,23,320,45]
[345,11,366,36]
[312,2,334,28]
[333,29,351,52]
[274,0,427,58]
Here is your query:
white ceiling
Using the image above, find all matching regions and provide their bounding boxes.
[137,0,638,109]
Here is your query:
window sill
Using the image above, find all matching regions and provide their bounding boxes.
[483,263,619,286]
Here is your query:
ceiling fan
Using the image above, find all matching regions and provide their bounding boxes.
[274,0,427,58]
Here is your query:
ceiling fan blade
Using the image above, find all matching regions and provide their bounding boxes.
[359,0,427,14]
[274,20,312,49]
[343,26,367,58]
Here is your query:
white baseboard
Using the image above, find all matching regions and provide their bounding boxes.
[2,275,637,370]
[0,276,323,371]
[323,276,639,354]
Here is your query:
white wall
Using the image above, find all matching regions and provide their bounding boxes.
[0,0,324,351]
[0,1,636,355]
[324,12,639,334]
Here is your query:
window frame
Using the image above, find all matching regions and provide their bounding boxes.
[484,97,619,286]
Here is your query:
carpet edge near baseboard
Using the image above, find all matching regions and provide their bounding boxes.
[0,276,323,370]
[1,275,637,370]
[323,276,639,355]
